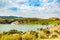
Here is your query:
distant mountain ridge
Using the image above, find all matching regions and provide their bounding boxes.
[0,16,22,18]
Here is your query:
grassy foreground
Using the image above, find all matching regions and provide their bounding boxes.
[0,25,60,40]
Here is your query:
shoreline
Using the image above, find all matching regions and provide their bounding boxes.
[0,25,60,40]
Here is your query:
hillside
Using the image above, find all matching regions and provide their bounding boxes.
[0,16,60,25]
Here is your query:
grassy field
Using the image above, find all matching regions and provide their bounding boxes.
[0,25,60,40]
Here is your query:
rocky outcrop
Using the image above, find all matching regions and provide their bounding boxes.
[11,21,20,25]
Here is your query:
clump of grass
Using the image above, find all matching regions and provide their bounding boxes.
[51,35,58,39]
[54,30,60,35]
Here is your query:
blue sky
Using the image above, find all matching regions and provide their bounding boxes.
[0,0,60,18]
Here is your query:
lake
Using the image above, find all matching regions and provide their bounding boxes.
[0,24,51,33]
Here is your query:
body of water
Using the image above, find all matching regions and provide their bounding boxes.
[0,24,51,33]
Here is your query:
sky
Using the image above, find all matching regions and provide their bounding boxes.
[0,0,60,18]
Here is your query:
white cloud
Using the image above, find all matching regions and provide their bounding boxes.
[0,0,60,18]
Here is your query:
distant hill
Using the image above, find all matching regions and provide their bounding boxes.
[0,16,60,24]
[0,16,23,18]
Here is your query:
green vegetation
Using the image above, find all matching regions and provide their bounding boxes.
[0,17,60,25]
